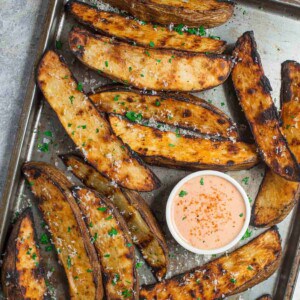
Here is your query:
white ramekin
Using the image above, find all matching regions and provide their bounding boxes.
[166,170,251,255]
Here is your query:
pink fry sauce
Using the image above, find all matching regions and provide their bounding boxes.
[171,175,246,250]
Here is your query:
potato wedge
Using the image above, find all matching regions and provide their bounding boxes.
[253,61,300,227]
[37,50,159,192]
[90,85,238,139]
[140,227,282,299]
[109,115,259,171]
[232,32,300,182]
[101,0,234,28]
[72,187,138,300]
[22,162,103,300]
[257,295,272,300]
[66,1,226,54]
[1,209,48,299]
[69,27,232,92]
[60,153,169,281]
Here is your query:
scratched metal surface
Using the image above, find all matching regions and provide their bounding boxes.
[0,0,300,299]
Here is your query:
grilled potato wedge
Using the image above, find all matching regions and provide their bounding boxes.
[66,1,226,54]
[253,61,300,227]
[232,32,300,182]
[140,227,282,299]
[101,0,234,28]
[1,209,48,299]
[69,27,232,92]
[72,187,138,300]
[22,162,103,300]
[90,85,238,139]
[109,115,259,171]
[60,153,169,281]
[37,50,159,192]
[257,295,272,300]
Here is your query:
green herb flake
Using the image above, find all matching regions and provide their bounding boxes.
[112,273,120,286]
[96,128,99,133]
[136,262,143,269]
[247,265,253,270]
[68,123,72,127]
[241,228,252,240]
[105,215,113,220]
[239,213,244,217]
[122,289,132,298]
[40,233,49,244]
[43,130,53,137]
[87,269,93,273]
[230,278,237,284]
[89,222,93,228]
[200,178,204,185]
[91,232,98,243]
[179,190,188,197]
[69,95,75,104]
[104,253,110,258]
[97,207,107,212]
[126,243,133,247]
[155,100,161,106]
[77,83,83,92]
[114,95,120,102]
[149,41,155,47]
[105,61,109,67]
[108,228,118,237]
[45,245,53,252]
[37,143,49,153]
[125,111,143,122]
[67,256,72,269]
[241,177,249,185]
[169,144,175,147]
[55,40,63,50]
[182,216,187,221]
[128,66,132,72]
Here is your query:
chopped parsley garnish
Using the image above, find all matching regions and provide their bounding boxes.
[175,128,181,138]
[239,213,244,217]
[128,66,132,72]
[127,243,133,247]
[68,123,72,127]
[105,215,113,220]
[67,256,72,269]
[149,41,155,47]
[209,35,221,40]
[89,222,93,227]
[44,130,52,137]
[125,111,143,122]
[91,232,98,243]
[112,274,120,286]
[67,226,71,232]
[55,40,63,50]
[104,253,110,258]
[37,143,49,153]
[45,245,53,252]
[122,289,132,298]
[136,262,143,269]
[77,125,86,129]
[196,279,200,284]
[145,50,150,56]
[221,102,225,106]
[108,228,118,236]
[247,265,253,270]
[87,269,93,273]
[140,74,145,77]
[114,95,120,101]
[77,82,83,92]
[241,177,249,185]
[155,100,161,106]
[182,216,187,221]
[105,61,109,67]
[230,278,236,284]
[241,228,252,240]
[96,128,99,133]
[69,95,74,104]
[156,59,161,63]
[200,178,204,185]
[40,233,49,244]
[169,144,175,147]
[179,190,188,197]
[31,253,37,260]
[97,207,107,212]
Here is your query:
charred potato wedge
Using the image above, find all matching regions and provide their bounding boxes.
[72,187,138,300]
[232,32,300,182]
[60,153,169,281]
[109,115,259,171]
[101,0,234,28]
[257,295,272,300]
[66,1,226,54]
[37,50,159,192]
[1,209,48,299]
[90,85,238,139]
[253,61,300,227]
[69,27,232,92]
[140,227,282,299]
[22,162,103,300]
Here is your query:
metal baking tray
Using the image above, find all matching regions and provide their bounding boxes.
[1,0,300,298]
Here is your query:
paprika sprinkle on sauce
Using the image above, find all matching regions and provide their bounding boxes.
[171,175,246,250]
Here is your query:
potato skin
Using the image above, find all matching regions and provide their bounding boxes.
[232,32,300,182]
[140,227,281,299]
[109,115,259,171]
[252,61,300,227]
[90,85,238,139]
[60,153,169,281]
[69,27,232,92]
[22,162,103,300]
[101,0,234,28]
[1,209,49,300]
[66,0,226,53]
